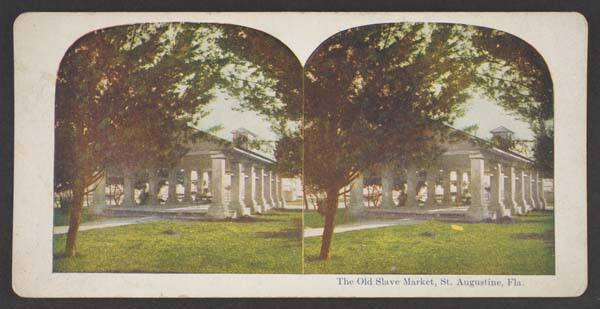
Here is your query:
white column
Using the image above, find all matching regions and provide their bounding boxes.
[244,163,259,213]
[528,169,538,209]
[442,170,452,206]
[92,172,106,211]
[349,173,365,210]
[537,171,547,210]
[147,169,159,205]
[207,154,230,218]
[381,165,395,209]
[278,176,287,208]
[183,168,192,204]
[505,165,521,215]
[529,169,538,209]
[255,166,267,212]
[533,170,545,209]
[425,169,437,208]
[205,171,212,196]
[273,174,282,208]
[167,168,178,204]
[455,170,463,205]
[122,168,136,207]
[264,169,275,211]
[228,161,246,217]
[489,163,507,217]
[518,169,531,212]
[405,165,417,208]
[467,154,489,220]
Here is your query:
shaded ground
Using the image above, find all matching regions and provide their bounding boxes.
[54,207,103,226]
[53,210,303,273]
[304,211,555,275]
[304,208,359,228]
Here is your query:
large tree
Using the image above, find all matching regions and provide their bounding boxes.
[55,23,300,257]
[303,23,554,260]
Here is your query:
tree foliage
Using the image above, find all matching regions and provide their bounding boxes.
[217,27,303,175]
[471,29,554,175]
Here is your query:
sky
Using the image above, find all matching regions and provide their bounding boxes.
[453,94,535,141]
[194,91,278,143]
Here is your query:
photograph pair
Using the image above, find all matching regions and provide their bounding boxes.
[51,21,555,276]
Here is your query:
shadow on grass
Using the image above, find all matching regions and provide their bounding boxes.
[512,218,554,224]
[270,208,303,213]
[53,251,84,261]
[532,209,555,213]
[304,255,327,263]
[255,228,302,239]
[228,216,285,223]
[512,229,554,246]
[53,252,68,260]
[257,210,301,217]
[230,210,301,223]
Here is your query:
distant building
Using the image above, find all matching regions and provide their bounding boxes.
[348,125,551,221]
[92,128,292,219]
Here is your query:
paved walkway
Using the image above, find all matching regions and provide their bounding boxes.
[303,218,424,238]
[53,216,161,235]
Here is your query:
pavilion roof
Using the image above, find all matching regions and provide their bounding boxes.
[188,127,276,164]
[490,126,515,134]
[446,125,534,164]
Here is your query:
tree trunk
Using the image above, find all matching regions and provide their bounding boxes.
[302,180,309,210]
[65,180,85,257]
[319,192,339,260]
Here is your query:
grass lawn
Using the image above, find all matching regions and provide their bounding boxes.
[54,210,302,273]
[304,211,554,275]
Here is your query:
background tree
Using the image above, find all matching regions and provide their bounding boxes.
[217,27,303,178]
[55,23,301,257]
[304,23,554,260]
[472,29,554,176]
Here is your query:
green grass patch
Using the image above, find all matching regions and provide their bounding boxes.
[53,210,303,273]
[303,208,359,228]
[304,211,554,275]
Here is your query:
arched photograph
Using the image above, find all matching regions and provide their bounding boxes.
[52,22,304,273]
[302,23,555,275]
